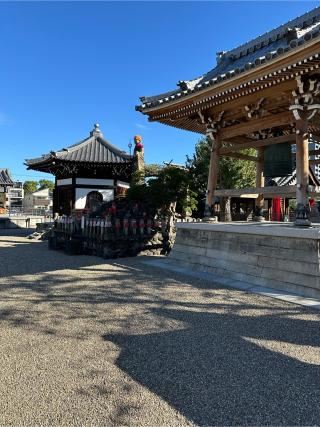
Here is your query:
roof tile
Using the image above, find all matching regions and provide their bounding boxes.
[25,127,132,168]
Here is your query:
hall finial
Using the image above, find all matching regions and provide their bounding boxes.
[90,123,103,137]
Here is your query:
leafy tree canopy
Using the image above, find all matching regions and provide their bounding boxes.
[23,179,55,194]
[186,137,256,195]
[128,166,197,217]
[38,179,55,191]
[23,181,38,195]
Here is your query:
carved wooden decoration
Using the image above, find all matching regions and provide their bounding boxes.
[290,75,320,121]
[244,98,266,119]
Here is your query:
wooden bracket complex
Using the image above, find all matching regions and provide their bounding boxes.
[289,75,320,121]
[197,110,225,140]
[244,98,266,119]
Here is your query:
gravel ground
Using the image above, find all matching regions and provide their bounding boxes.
[0,232,319,426]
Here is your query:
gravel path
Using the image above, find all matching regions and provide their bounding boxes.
[0,232,319,426]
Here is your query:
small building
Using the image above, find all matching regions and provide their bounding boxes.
[8,181,24,210]
[22,188,53,214]
[0,169,14,213]
[25,124,134,216]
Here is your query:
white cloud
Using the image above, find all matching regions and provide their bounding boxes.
[135,123,149,130]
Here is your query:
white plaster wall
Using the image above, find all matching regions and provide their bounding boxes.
[76,178,114,186]
[57,178,72,186]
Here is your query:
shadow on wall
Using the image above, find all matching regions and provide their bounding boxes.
[104,306,320,426]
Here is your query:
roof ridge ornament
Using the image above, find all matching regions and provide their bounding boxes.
[216,51,227,65]
[285,27,299,42]
[90,123,103,137]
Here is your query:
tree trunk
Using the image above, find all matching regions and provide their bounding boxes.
[220,196,232,222]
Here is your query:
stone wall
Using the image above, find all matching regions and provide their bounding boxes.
[170,222,320,299]
[0,216,46,229]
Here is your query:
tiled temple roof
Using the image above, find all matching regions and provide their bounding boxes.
[26,124,132,168]
[266,166,320,187]
[137,7,320,111]
[0,169,13,186]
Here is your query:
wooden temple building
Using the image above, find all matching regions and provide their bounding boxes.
[137,7,320,226]
[25,124,134,216]
[0,169,14,213]
[0,168,14,190]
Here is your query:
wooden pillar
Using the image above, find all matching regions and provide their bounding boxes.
[294,116,311,226]
[53,176,58,216]
[70,177,75,212]
[204,133,221,218]
[254,147,265,221]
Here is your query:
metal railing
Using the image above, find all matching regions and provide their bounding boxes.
[7,207,53,218]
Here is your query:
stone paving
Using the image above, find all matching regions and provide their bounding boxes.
[0,231,319,426]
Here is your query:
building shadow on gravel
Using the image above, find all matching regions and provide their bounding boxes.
[0,228,35,236]
[0,240,110,278]
[104,306,320,426]
[1,236,319,426]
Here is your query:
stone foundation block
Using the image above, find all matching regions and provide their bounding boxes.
[170,222,320,299]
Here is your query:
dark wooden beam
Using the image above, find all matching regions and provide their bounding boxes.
[215,185,320,197]
[220,111,293,139]
[220,133,296,154]
[309,159,320,165]
[309,149,320,156]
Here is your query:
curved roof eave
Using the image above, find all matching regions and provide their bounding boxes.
[137,6,320,113]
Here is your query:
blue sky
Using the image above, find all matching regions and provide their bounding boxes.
[0,1,319,182]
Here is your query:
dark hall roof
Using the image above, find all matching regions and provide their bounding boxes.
[25,124,133,169]
[0,169,14,186]
[137,7,320,111]
[266,166,320,187]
